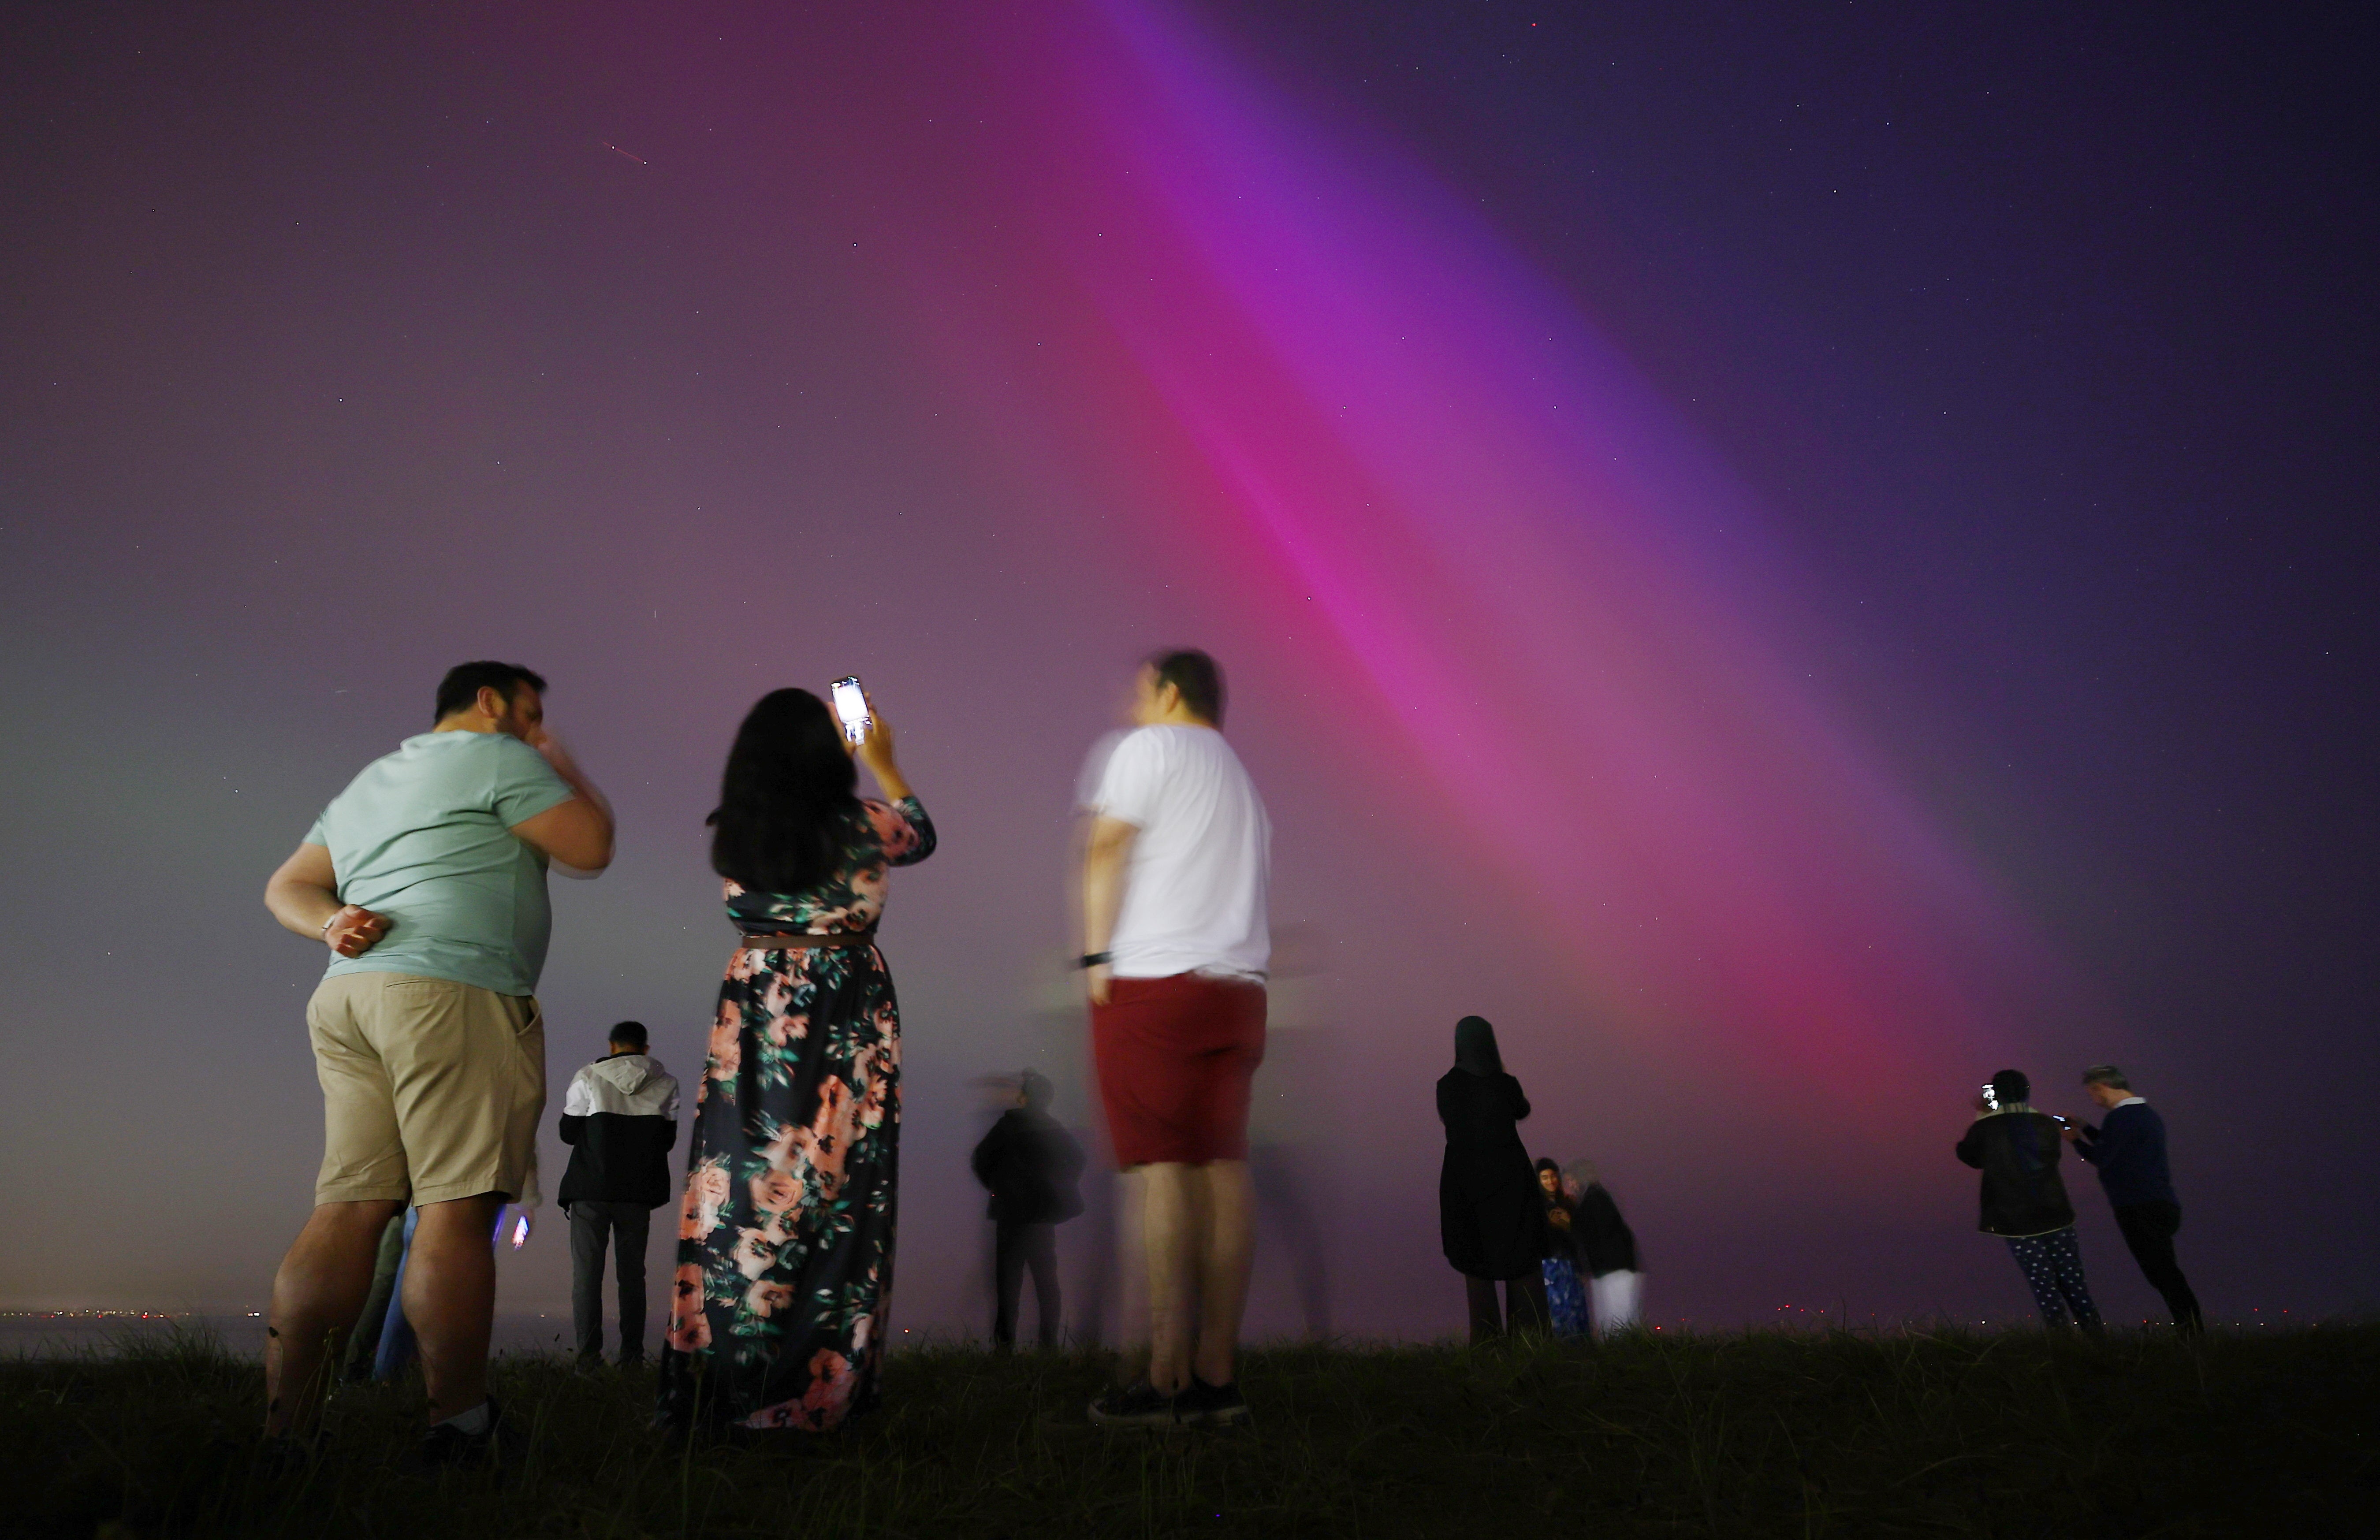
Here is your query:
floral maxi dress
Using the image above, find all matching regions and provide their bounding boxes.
[657,796,935,1431]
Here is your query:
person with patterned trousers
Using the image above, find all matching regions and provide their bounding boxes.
[656,686,935,1435]
[1956,1069,2103,1335]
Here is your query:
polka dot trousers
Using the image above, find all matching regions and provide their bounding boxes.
[2005,1226,2102,1331]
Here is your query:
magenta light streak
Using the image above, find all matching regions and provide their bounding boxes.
[868,1,2074,1097]
[570,0,2081,1130]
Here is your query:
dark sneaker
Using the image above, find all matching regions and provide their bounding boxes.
[573,1354,603,1377]
[1087,1380,1180,1428]
[410,1398,515,1471]
[1174,1376,1251,1427]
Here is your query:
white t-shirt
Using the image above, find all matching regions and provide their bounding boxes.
[1083,725,1270,980]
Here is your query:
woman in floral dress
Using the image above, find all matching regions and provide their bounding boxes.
[657,687,935,1433]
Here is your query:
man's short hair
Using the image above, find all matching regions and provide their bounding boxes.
[1990,1068,2030,1105]
[608,1020,649,1052]
[1147,649,1225,725]
[434,661,548,723]
[1019,1069,1052,1111]
[2081,1064,2129,1090]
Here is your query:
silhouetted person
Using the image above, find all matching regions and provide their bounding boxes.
[559,1020,680,1369]
[1438,1017,1550,1342]
[259,661,613,1468]
[1957,1069,2102,1334]
[971,1070,1085,1349]
[2066,1064,2202,1335]
[1563,1159,1642,1336]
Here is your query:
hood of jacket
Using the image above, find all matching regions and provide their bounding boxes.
[590,1053,665,1096]
[567,1053,680,1120]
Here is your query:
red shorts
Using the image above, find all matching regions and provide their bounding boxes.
[1091,973,1267,1167]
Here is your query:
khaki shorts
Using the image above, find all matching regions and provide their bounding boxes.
[307,972,545,1207]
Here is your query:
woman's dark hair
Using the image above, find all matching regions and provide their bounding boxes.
[1990,1068,2031,1106]
[708,688,859,895]
[1535,1157,1561,1178]
[1453,1015,1503,1076]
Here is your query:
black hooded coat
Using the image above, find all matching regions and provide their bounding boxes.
[1437,1017,1546,1280]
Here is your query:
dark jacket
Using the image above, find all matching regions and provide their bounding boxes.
[1572,1182,1639,1277]
[2074,1101,2178,1208]
[1955,1109,2076,1237]
[1437,1069,1545,1280]
[970,1109,1085,1226]
[557,1053,681,1209]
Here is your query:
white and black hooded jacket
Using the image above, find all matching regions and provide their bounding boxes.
[557,1052,682,1209]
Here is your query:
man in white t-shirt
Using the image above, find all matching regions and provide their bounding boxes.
[1079,650,1269,1428]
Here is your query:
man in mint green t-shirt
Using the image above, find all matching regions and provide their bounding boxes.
[257,661,615,1467]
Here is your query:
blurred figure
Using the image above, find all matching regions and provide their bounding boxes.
[259,661,612,1467]
[657,687,934,1436]
[2066,1064,2203,1335]
[1437,1016,1550,1342]
[971,1070,1086,1349]
[559,1020,681,1370]
[341,1214,407,1384]
[1957,1069,2102,1334]
[1080,651,1270,1428]
[1562,1160,1642,1337]
[367,1185,538,1383]
[1535,1159,1589,1338]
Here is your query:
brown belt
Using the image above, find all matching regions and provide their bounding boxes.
[734,928,879,951]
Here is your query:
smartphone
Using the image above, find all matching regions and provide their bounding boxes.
[510,1214,530,1249]
[829,675,871,745]
[1979,1082,1999,1112]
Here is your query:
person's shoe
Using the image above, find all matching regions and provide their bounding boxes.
[573,1353,604,1377]
[1087,1380,1181,1428]
[410,1397,514,1471]
[1173,1376,1251,1428]
[617,1350,646,1372]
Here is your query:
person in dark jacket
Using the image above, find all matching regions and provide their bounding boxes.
[1438,1016,1550,1342]
[1562,1159,1643,1336]
[970,1070,1085,1349]
[1955,1069,2101,1334]
[2066,1064,2201,1334]
[558,1021,680,1369]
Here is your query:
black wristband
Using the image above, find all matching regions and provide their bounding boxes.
[1079,952,1111,969]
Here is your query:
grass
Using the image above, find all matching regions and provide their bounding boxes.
[6,1325,2377,1538]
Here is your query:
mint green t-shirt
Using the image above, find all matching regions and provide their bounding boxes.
[305,731,578,997]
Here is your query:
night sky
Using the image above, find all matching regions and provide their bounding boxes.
[3,2,2372,1338]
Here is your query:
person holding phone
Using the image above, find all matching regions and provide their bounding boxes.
[1956,1069,2103,1335]
[656,684,935,1436]
[1438,1016,1551,1342]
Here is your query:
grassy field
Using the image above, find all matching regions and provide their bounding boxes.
[7,1326,2376,1538]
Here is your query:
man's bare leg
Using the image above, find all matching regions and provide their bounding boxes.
[263,1198,404,1436]
[1190,1160,1254,1387]
[1138,1162,1200,1395]
[404,1193,503,1424]
[1111,1166,1151,1356]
